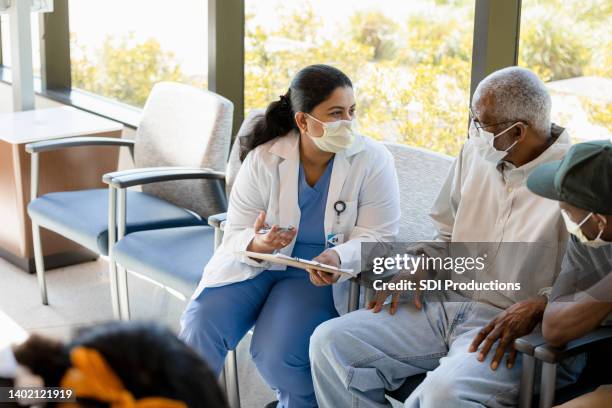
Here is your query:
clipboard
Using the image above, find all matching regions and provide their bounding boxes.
[237,251,356,277]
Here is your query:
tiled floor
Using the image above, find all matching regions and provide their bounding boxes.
[0,257,114,340]
[0,256,275,407]
[0,256,403,408]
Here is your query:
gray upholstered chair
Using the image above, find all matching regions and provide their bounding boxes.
[347,143,453,310]
[107,110,263,408]
[345,143,453,403]
[26,82,234,319]
[107,110,263,318]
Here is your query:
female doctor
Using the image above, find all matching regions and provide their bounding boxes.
[180,64,400,408]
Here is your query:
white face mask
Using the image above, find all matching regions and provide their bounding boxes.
[561,210,609,248]
[305,113,356,153]
[469,120,522,164]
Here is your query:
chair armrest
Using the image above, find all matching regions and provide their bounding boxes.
[103,166,225,188]
[534,327,612,364]
[516,328,546,408]
[208,212,227,229]
[25,136,135,153]
[514,327,547,356]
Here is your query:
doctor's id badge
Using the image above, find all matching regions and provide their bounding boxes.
[326,233,344,248]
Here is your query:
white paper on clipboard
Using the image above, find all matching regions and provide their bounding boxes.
[237,251,356,277]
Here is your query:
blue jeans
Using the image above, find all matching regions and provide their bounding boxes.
[179,268,338,408]
[310,298,585,408]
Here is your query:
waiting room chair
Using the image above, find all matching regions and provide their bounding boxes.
[345,143,453,402]
[515,326,612,408]
[347,143,453,310]
[26,82,233,320]
[106,110,264,408]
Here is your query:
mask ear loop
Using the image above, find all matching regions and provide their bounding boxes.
[503,139,519,153]
[304,113,327,139]
[495,122,526,152]
[305,113,326,127]
[593,214,607,240]
[577,212,593,228]
[577,212,603,240]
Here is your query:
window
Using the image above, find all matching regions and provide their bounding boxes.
[244,0,475,156]
[519,0,611,142]
[68,0,208,108]
[1,13,42,77]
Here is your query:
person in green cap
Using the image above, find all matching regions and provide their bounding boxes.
[527,139,612,407]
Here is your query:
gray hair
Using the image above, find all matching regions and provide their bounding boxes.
[472,66,552,137]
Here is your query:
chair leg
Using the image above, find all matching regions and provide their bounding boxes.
[117,266,131,321]
[107,258,121,320]
[31,222,48,305]
[219,364,227,394]
[519,354,536,408]
[107,186,121,319]
[348,279,361,312]
[116,188,130,321]
[539,361,557,408]
[224,349,241,408]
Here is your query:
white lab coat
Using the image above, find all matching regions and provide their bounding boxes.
[193,130,401,315]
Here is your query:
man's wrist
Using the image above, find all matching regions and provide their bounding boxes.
[535,295,548,305]
[530,296,548,318]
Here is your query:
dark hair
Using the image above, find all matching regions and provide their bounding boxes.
[240,64,353,161]
[13,321,227,408]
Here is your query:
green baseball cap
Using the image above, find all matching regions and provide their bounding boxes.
[527,139,612,215]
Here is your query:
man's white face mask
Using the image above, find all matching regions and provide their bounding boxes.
[305,113,356,153]
[469,118,524,164]
[561,210,609,248]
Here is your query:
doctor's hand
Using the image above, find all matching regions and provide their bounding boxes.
[469,296,546,371]
[248,211,297,254]
[307,250,341,286]
[367,269,425,315]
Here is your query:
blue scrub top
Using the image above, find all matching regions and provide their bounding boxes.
[290,158,334,261]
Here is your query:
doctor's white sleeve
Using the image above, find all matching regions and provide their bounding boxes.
[331,149,401,281]
[222,151,271,268]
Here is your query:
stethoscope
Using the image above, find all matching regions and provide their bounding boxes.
[334,200,346,220]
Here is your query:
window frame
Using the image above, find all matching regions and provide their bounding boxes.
[0,0,521,132]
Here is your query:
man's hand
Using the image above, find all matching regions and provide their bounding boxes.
[307,250,341,286]
[367,269,425,315]
[469,296,546,370]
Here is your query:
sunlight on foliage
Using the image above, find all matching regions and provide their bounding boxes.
[70,0,610,155]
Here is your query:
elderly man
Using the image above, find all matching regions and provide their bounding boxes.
[309,67,583,408]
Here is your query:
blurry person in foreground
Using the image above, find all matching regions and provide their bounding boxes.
[0,321,227,408]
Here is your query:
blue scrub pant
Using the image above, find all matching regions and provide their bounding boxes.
[179,268,338,408]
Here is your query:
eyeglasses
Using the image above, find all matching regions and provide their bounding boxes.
[469,107,517,130]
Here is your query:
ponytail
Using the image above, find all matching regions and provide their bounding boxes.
[240,89,296,161]
[240,64,353,162]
